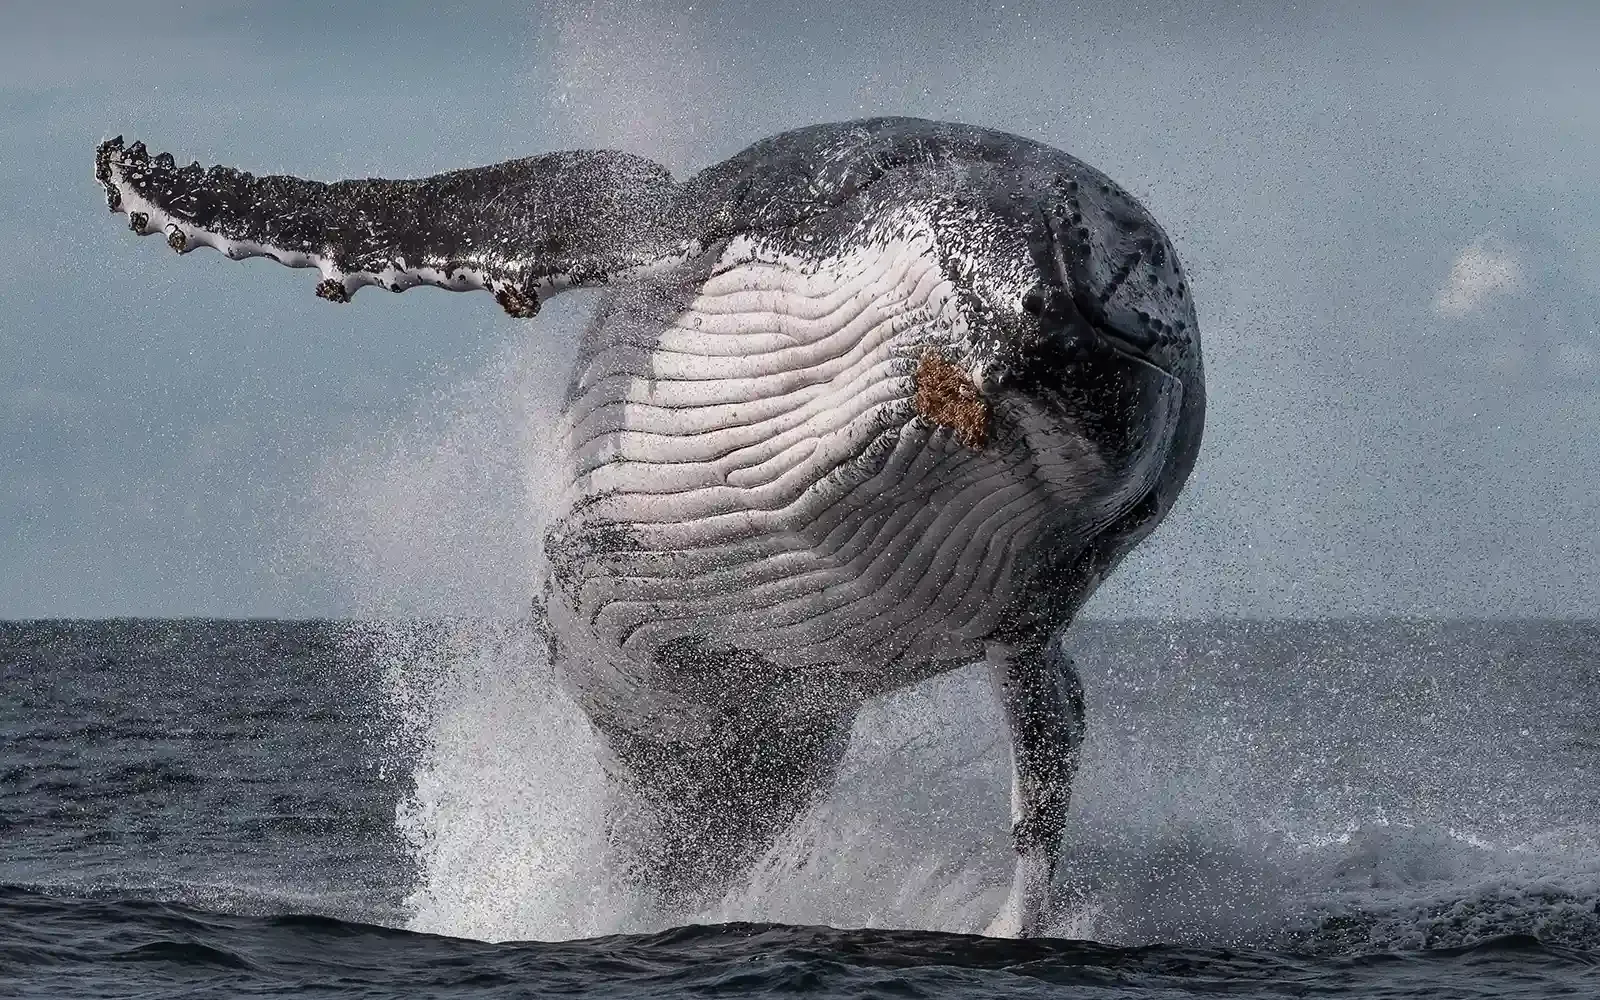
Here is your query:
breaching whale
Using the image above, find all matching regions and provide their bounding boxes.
[94,118,1205,936]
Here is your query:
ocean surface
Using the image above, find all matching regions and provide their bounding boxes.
[2,618,1596,998]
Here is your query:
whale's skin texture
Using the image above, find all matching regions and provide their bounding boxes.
[94,118,1204,936]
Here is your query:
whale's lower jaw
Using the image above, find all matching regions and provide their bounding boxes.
[539,225,1170,734]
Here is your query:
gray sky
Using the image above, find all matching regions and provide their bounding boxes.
[3,1,1596,618]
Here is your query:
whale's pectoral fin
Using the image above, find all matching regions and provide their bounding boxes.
[93,137,689,314]
[985,637,1085,938]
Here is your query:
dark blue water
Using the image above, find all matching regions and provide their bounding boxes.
[3,620,1597,997]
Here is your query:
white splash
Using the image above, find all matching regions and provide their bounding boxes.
[354,608,1600,951]
[297,324,571,618]
[371,619,618,941]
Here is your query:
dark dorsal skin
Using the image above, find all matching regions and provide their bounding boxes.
[93,117,1205,937]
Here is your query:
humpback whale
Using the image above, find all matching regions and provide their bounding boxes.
[94,118,1205,937]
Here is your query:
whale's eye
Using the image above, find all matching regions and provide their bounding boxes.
[1021,287,1046,316]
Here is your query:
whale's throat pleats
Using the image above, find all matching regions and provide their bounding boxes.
[543,225,1115,697]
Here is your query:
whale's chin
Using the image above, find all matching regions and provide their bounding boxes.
[994,350,1184,531]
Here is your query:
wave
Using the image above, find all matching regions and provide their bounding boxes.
[3,885,1592,1000]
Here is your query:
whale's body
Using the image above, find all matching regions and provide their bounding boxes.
[94,118,1205,936]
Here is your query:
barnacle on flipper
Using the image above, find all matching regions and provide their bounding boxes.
[494,285,541,319]
[314,279,351,304]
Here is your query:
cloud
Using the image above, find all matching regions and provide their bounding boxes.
[1553,339,1598,374]
[1433,240,1525,318]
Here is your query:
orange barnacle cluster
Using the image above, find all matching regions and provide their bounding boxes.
[914,350,989,449]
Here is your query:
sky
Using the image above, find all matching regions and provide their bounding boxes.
[2,0,1597,619]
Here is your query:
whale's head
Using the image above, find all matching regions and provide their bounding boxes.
[898,153,1206,542]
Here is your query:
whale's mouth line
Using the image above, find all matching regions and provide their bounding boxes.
[1093,323,1171,378]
